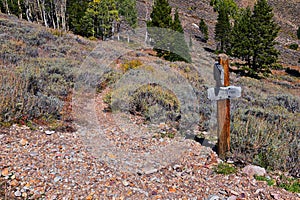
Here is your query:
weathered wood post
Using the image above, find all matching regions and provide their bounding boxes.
[217,54,230,159]
[207,54,241,159]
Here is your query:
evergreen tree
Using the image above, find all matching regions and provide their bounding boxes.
[172,9,183,33]
[147,1,191,63]
[147,0,172,29]
[80,0,119,40]
[230,0,280,76]
[67,0,90,35]
[80,2,97,37]
[117,0,137,29]
[168,9,191,62]
[147,0,172,58]
[199,19,208,42]
[249,0,280,73]
[210,0,238,19]
[215,5,231,52]
[297,26,300,40]
[230,7,252,66]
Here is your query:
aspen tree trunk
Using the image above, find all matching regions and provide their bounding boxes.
[36,0,43,24]
[49,1,56,29]
[4,0,10,15]
[117,23,120,40]
[24,0,31,22]
[61,0,66,31]
[145,5,149,43]
[127,29,130,43]
[55,3,60,30]
[26,7,32,22]
[41,0,48,27]
[18,0,22,19]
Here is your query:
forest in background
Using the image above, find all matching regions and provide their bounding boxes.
[0,0,137,40]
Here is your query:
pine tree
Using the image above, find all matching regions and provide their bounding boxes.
[117,0,137,29]
[147,1,191,63]
[230,0,280,76]
[168,9,191,62]
[250,0,280,74]
[147,0,172,58]
[80,3,97,37]
[67,0,90,35]
[80,0,119,40]
[230,7,252,66]
[199,19,208,42]
[147,0,172,29]
[210,0,238,19]
[215,5,231,53]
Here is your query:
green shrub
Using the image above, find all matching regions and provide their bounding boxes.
[0,57,75,127]
[231,108,299,175]
[288,43,298,50]
[278,175,300,193]
[271,63,283,70]
[103,91,112,105]
[154,131,176,139]
[254,175,275,186]
[96,71,122,93]
[121,59,143,72]
[129,83,181,123]
[49,28,64,37]
[214,163,237,175]
[0,70,64,125]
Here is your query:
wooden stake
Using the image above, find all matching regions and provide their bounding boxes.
[217,54,230,159]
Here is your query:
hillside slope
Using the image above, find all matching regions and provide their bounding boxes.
[0,4,299,199]
[137,0,300,66]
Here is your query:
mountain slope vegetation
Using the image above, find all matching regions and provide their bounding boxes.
[0,0,299,185]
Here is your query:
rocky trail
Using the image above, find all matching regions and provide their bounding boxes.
[1,33,299,200]
[1,89,299,199]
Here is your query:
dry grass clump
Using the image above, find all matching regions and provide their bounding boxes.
[229,75,299,177]
[121,59,143,72]
[129,83,181,123]
[0,69,63,126]
[0,70,33,125]
[231,108,299,177]
[0,15,94,129]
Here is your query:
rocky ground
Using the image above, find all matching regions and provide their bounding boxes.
[1,1,299,199]
[1,85,299,199]
[1,123,300,199]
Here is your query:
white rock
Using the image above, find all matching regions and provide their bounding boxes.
[122,180,130,186]
[54,176,62,183]
[242,165,266,177]
[227,196,237,200]
[173,164,181,170]
[192,23,199,29]
[45,130,55,135]
[206,195,220,200]
[270,193,280,200]
[144,168,158,175]
[14,190,21,197]
[30,152,39,157]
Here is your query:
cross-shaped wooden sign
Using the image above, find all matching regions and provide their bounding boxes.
[207,54,242,159]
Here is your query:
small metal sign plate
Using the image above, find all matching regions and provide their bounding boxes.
[214,62,224,86]
[208,86,242,100]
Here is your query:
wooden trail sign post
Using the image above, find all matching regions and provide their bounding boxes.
[207,54,241,159]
